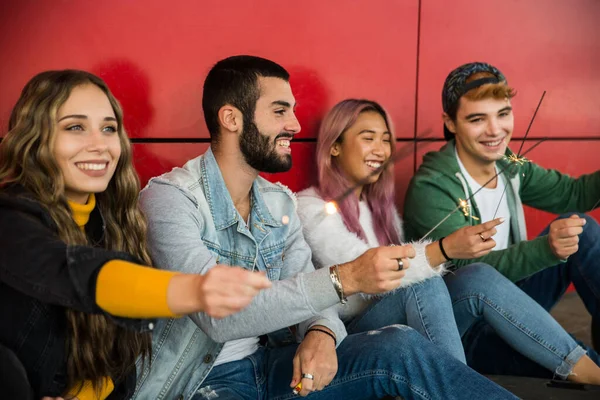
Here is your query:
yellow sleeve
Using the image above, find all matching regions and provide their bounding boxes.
[95,260,180,318]
[67,378,114,400]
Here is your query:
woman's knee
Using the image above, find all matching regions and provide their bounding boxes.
[446,263,517,300]
[415,275,446,291]
[448,263,502,285]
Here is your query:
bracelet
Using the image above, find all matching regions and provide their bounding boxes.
[329,265,347,304]
[439,237,451,261]
[307,328,337,345]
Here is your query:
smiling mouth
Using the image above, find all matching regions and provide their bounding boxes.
[75,162,108,171]
[276,139,291,148]
[366,161,383,169]
[481,138,505,147]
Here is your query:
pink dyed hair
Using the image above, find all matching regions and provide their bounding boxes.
[315,99,400,245]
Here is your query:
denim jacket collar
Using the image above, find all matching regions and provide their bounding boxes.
[201,148,282,230]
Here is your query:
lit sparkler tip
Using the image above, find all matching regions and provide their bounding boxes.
[504,153,529,166]
[325,201,338,215]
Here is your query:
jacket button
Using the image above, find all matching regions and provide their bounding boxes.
[203,354,213,363]
[148,322,154,330]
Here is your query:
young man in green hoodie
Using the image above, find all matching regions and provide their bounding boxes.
[404,61,600,376]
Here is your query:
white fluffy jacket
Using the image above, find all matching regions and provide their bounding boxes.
[297,187,448,320]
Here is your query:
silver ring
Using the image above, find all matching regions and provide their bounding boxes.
[397,259,404,271]
[301,373,314,380]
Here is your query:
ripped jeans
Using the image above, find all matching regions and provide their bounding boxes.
[193,325,517,400]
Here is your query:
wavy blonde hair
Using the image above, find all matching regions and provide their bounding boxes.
[0,70,151,397]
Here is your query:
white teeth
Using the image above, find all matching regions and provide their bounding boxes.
[366,161,382,168]
[482,139,503,147]
[277,140,290,148]
[76,163,107,171]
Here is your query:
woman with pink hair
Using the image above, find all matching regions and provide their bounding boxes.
[296,99,496,363]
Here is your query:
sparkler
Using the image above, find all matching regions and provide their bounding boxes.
[458,198,480,221]
[503,153,529,166]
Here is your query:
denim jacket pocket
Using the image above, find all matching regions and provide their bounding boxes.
[262,246,285,281]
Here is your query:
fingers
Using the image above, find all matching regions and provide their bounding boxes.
[556,235,580,245]
[471,237,496,252]
[551,216,586,231]
[386,244,416,259]
[400,258,411,270]
[199,267,272,318]
[562,244,579,254]
[552,244,579,259]
[354,247,411,294]
[479,227,497,239]
[477,217,506,232]
[554,225,584,239]
[299,375,314,396]
[233,268,272,290]
[290,354,302,388]
[473,238,497,257]
[313,374,324,392]
[548,216,586,259]
[371,271,406,294]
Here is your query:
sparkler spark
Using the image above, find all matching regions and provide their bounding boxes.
[458,198,480,220]
[503,153,529,166]
[325,201,338,215]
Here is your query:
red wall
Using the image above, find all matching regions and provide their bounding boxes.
[1,0,599,237]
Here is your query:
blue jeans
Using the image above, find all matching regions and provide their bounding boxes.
[345,275,466,363]
[450,213,600,378]
[194,325,517,400]
[445,262,587,379]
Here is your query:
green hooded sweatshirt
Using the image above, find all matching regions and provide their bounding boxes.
[403,139,600,282]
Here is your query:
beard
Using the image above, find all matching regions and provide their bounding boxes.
[239,120,292,173]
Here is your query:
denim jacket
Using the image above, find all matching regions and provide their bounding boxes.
[133,148,347,400]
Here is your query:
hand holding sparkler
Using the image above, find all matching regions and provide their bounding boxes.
[547,214,587,260]
[427,217,505,264]
[290,326,338,396]
[337,245,415,295]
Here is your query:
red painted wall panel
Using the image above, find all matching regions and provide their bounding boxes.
[417,0,600,140]
[394,143,416,214]
[0,0,418,140]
